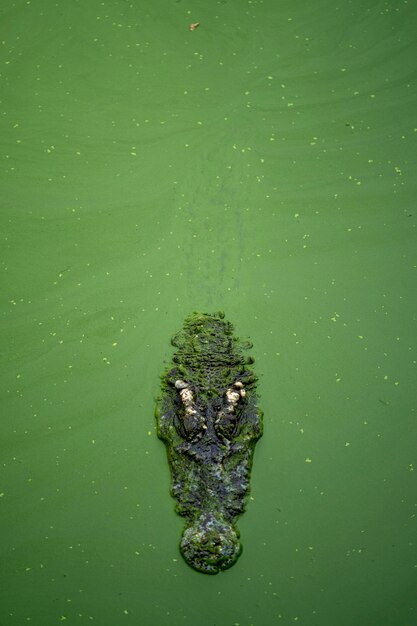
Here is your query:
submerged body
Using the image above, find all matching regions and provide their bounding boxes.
[156,312,263,574]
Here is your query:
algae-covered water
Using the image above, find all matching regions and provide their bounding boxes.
[1,1,416,625]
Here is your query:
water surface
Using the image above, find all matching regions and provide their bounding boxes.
[1,0,416,624]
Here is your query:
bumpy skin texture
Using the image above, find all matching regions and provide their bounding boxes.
[156,312,263,574]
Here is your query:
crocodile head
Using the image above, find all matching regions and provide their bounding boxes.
[156,312,263,574]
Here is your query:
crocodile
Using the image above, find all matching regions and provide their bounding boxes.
[156,311,263,574]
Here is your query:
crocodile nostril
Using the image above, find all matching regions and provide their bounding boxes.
[180,513,241,574]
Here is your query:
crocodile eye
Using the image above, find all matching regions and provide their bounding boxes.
[215,382,246,440]
[215,413,237,440]
[174,381,206,441]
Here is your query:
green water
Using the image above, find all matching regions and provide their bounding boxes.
[1,0,416,624]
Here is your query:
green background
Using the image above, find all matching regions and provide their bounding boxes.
[1,0,416,624]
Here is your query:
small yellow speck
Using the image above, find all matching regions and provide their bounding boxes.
[305,457,312,463]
